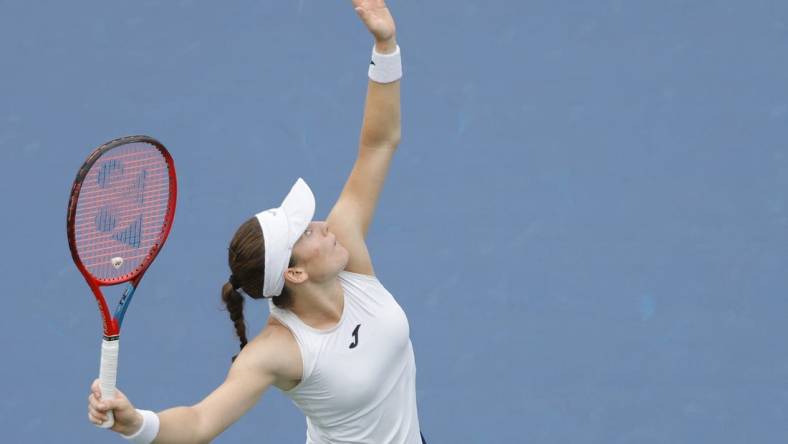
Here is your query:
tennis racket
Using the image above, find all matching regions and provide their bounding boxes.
[67,135,177,428]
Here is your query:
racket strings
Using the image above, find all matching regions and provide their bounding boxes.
[74,143,173,281]
[74,194,171,221]
[75,214,168,243]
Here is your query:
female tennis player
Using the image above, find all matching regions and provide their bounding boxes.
[87,1,425,443]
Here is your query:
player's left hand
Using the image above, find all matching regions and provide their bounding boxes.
[351,0,396,43]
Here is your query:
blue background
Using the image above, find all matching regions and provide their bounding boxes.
[1,1,787,442]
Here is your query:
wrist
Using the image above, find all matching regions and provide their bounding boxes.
[368,43,402,84]
[121,409,160,444]
[120,410,144,436]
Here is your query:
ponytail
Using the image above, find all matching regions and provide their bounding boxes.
[221,281,247,363]
[223,217,298,363]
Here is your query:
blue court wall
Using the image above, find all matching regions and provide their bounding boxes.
[1,1,787,442]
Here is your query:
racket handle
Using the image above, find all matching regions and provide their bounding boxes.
[98,338,119,429]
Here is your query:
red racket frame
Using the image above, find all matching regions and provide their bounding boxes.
[66,135,177,338]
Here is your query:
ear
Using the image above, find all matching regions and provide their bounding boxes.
[284,266,309,285]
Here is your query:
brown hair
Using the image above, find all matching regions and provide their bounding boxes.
[221,217,296,362]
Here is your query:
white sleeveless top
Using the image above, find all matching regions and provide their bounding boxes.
[267,271,422,444]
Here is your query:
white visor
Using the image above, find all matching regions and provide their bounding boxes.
[255,178,315,297]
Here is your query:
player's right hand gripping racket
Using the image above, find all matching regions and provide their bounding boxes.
[67,135,177,428]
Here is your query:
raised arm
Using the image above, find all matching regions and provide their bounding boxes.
[328,0,400,276]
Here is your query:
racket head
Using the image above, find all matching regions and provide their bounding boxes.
[67,135,177,288]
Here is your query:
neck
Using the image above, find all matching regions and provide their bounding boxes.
[288,275,344,329]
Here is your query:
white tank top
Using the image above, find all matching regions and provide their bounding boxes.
[268,271,422,444]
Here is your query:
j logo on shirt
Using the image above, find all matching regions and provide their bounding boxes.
[349,324,361,349]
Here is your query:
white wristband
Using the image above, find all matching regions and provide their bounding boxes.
[368,44,402,83]
[121,409,160,444]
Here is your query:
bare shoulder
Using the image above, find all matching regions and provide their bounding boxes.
[243,316,303,391]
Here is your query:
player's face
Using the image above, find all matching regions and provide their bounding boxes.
[291,221,349,282]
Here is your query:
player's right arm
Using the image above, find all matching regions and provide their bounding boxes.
[88,326,295,443]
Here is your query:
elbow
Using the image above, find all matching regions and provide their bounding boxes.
[360,138,400,153]
[381,131,402,149]
[191,406,214,444]
[387,136,401,150]
[360,129,401,150]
